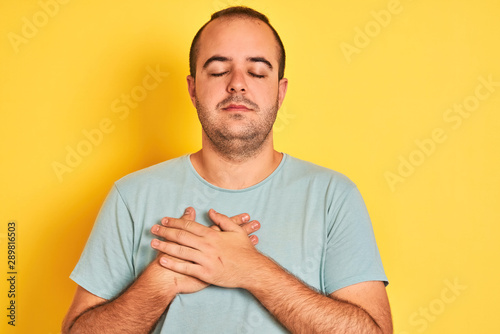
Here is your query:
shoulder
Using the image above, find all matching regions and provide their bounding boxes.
[282,154,357,192]
[113,155,188,193]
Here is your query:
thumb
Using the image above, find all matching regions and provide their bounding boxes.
[181,207,196,221]
[208,209,240,232]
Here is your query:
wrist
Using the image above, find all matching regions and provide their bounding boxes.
[141,259,179,302]
[241,254,283,293]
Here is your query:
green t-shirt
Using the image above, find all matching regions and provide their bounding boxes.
[71,153,388,333]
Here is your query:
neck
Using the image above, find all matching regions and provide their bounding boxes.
[190,137,283,190]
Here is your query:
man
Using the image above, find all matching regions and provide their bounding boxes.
[63,6,392,333]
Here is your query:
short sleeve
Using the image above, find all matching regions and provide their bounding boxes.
[324,186,388,294]
[70,184,136,300]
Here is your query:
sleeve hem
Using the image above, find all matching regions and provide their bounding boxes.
[70,273,117,300]
[325,274,389,295]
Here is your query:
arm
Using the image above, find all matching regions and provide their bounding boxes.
[62,208,201,334]
[62,208,260,333]
[62,259,178,334]
[154,209,392,333]
[244,257,392,333]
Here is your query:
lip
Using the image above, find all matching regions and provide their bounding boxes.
[222,104,251,111]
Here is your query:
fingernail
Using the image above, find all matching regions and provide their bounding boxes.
[152,225,160,233]
[184,207,191,215]
[160,257,168,266]
[162,218,169,226]
[251,221,259,229]
[242,214,250,223]
[151,239,159,247]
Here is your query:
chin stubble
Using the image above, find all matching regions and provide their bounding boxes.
[196,96,279,161]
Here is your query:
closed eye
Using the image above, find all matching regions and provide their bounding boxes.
[211,71,229,77]
[249,72,265,78]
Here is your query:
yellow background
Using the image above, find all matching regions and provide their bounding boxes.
[1,0,499,333]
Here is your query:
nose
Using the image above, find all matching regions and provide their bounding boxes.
[226,70,247,94]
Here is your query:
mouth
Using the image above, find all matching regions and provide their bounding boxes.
[222,104,252,111]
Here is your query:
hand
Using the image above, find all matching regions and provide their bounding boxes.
[152,208,265,289]
[150,207,260,293]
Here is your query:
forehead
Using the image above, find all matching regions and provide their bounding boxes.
[197,17,279,66]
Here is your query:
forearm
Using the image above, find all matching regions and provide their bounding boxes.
[246,257,383,334]
[68,262,176,334]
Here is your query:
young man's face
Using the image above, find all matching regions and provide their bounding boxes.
[187,17,288,158]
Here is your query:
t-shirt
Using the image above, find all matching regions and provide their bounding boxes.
[71,153,388,333]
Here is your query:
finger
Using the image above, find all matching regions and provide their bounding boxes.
[210,212,249,232]
[157,254,201,272]
[158,207,197,239]
[181,207,196,221]
[160,207,197,227]
[151,238,200,263]
[249,234,259,245]
[151,223,201,249]
[159,216,209,237]
[159,256,203,278]
[230,212,250,225]
[208,209,242,232]
[157,253,187,264]
[239,220,260,235]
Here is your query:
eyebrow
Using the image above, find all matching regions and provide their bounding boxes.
[202,56,273,71]
[203,56,230,69]
[248,57,273,70]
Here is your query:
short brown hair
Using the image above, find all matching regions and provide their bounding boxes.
[189,6,286,80]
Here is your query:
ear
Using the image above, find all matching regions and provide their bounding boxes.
[277,77,288,108]
[187,75,197,107]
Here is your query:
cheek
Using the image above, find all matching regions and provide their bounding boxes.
[252,82,279,104]
[196,81,224,102]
